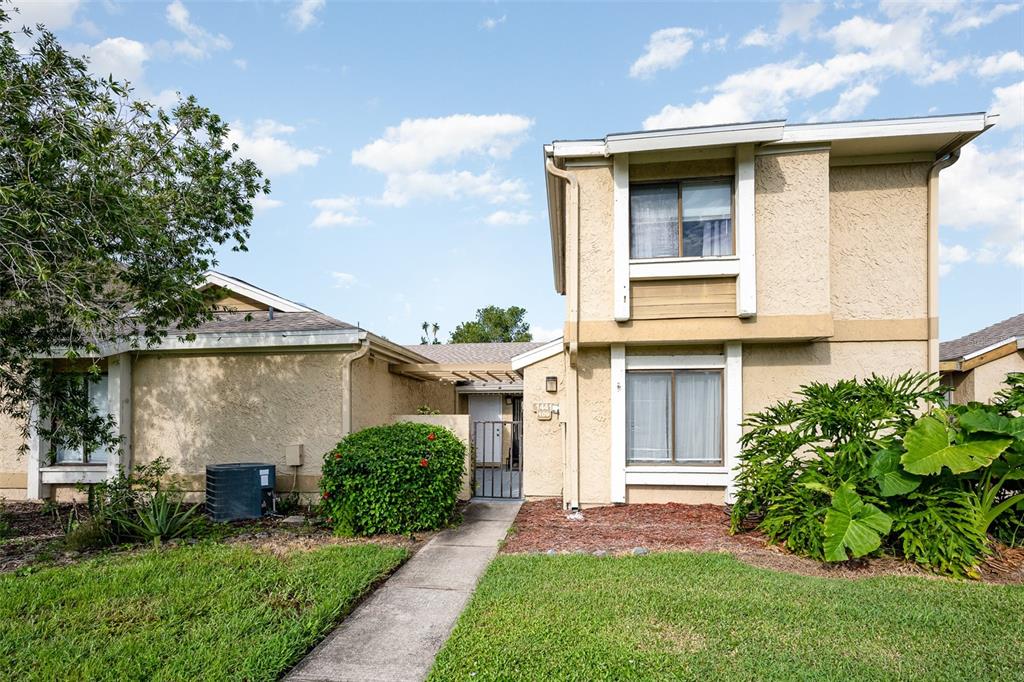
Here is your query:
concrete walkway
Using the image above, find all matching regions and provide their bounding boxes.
[286,499,521,682]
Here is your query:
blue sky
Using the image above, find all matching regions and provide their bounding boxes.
[11,0,1024,343]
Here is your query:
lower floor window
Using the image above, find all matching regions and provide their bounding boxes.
[626,369,723,464]
[54,374,111,464]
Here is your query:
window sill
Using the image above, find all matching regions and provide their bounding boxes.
[629,257,740,280]
[40,464,108,485]
[624,468,730,487]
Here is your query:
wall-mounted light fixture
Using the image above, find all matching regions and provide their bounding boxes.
[545,376,558,393]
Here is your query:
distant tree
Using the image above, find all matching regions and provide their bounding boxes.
[449,306,532,343]
[420,321,441,345]
[0,11,267,453]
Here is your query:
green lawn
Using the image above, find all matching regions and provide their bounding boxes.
[0,542,406,681]
[429,552,1024,682]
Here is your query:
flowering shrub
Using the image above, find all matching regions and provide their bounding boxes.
[319,422,465,535]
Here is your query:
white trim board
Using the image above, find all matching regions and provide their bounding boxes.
[625,354,725,370]
[629,258,740,280]
[202,271,312,313]
[510,337,564,371]
[613,155,630,321]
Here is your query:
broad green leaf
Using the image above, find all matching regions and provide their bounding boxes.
[823,482,892,562]
[901,413,1011,475]
[959,409,1024,438]
[869,448,921,497]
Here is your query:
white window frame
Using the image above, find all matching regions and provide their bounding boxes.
[610,343,742,503]
[612,145,756,321]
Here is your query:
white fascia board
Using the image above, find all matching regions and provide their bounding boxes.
[605,120,785,155]
[455,382,524,394]
[511,337,564,371]
[67,329,365,358]
[776,113,989,145]
[202,271,312,313]
[550,139,607,158]
[961,337,1021,362]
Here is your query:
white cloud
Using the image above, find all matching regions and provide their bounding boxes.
[9,0,80,30]
[940,143,1024,270]
[352,114,532,174]
[939,242,972,276]
[165,0,231,59]
[742,3,823,47]
[629,27,700,79]
[331,272,357,288]
[352,114,533,207]
[644,10,969,129]
[233,58,248,70]
[485,210,533,226]
[529,324,563,342]
[86,36,149,83]
[702,36,728,52]
[480,15,506,30]
[978,51,1024,77]
[289,0,325,31]
[252,195,283,212]
[943,2,1019,34]
[311,197,362,228]
[990,81,1024,129]
[814,82,879,121]
[226,119,321,177]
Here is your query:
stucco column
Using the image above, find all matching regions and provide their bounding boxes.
[106,353,133,479]
[26,399,50,501]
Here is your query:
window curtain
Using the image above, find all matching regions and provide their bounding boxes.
[675,371,723,463]
[682,183,732,257]
[630,184,678,259]
[626,372,671,461]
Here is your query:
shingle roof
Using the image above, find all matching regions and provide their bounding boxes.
[403,342,546,365]
[172,310,356,335]
[940,313,1024,362]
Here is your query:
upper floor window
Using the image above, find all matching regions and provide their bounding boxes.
[629,179,734,260]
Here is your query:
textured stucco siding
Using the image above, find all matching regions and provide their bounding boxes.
[350,354,455,432]
[577,347,612,506]
[755,151,831,316]
[625,485,724,504]
[743,340,928,416]
[0,413,25,499]
[829,162,930,321]
[521,353,565,499]
[576,166,616,323]
[968,352,1024,404]
[132,351,349,492]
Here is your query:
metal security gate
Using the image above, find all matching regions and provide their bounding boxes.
[471,418,523,499]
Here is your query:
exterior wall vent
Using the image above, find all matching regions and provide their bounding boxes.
[206,463,276,521]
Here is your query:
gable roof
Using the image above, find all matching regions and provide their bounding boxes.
[940,313,1024,363]
[174,310,355,335]
[404,342,547,365]
[201,271,313,313]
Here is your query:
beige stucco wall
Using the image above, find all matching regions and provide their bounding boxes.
[350,354,455,432]
[743,340,928,416]
[625,485,724,505]
[576,165,616,323]
[521,353,565,499]
[829,162,930,322]
[961,352,1024,404]
[755,151,831,316]
[132,350,351,493]
[0,413,26,500]
[577,346,612,506]
[392,414,472,500]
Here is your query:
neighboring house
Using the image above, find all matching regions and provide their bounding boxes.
[0,272,452,501]
[513,112,996,509]
[940,314,1024,404]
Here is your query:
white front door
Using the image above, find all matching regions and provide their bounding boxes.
[468,395,503,465]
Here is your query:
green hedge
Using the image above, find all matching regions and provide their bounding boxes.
[319,422,465,535]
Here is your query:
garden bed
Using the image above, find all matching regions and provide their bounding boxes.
[504,499,1024,583]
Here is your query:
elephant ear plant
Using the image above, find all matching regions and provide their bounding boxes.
[731,371,1024,577]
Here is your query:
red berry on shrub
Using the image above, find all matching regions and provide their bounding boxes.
[322,492,330,499]
[427,433,436,441]
[335,452,342,459]
[420,458,429,467]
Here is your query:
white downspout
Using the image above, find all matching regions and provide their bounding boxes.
[340,338,371,437]
[545,158,581,511]
[927,148,961,375]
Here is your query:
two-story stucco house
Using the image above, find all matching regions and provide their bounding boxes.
[510,113,996,510]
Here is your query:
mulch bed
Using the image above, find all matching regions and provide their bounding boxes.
[503,499,1024,584]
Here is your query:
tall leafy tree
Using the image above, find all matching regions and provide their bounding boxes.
[0,11,267,451]
[449,306,532,343]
